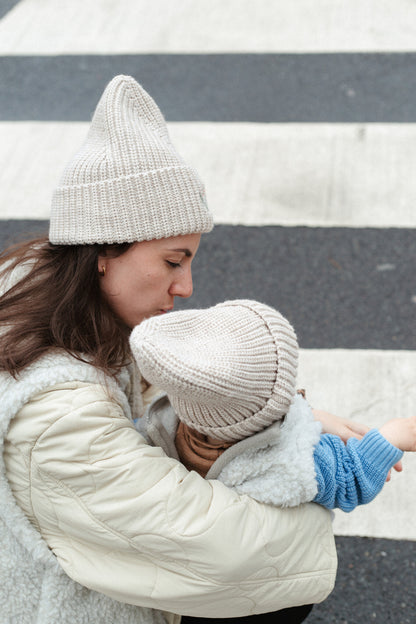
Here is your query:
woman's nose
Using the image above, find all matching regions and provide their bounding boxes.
[170,268,194,299]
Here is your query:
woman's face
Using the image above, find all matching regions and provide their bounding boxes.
[98,233,201,328]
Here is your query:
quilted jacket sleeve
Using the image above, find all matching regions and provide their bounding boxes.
[7,382,337,618]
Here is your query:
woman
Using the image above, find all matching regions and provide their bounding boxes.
[0,75,349,623]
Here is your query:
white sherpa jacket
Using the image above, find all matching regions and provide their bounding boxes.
[2,351,337,624]
[142,393,322,507]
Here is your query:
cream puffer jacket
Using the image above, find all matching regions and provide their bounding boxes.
[2,349,337,624]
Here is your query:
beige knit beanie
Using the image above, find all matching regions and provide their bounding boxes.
[130,300,299,442]
[49,75,213,245]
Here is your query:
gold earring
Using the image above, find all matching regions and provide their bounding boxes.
[99,265,106,277]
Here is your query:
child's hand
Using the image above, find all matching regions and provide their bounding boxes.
[386,460,403,482]
[379,416,416,452]
[312,409,370,444]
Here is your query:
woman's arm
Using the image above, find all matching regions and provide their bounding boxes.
[312,408,369,443]
[10,384,337,617]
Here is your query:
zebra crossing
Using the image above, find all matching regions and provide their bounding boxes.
[1,1,416,621]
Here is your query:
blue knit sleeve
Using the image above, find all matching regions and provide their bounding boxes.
[313,430,403,512]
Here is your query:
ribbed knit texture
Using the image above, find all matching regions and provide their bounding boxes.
[49,75,213,244]
[130,300,298,442]
[313,429,403,512]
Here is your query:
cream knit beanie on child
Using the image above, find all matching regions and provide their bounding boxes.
[130,300,299,442]
[49,75,213,245]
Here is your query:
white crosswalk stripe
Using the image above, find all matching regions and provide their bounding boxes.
[1,0,416,53]
[2,121,416,228]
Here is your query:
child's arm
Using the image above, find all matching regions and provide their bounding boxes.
[312,408,403,477]
[313,427,404,512]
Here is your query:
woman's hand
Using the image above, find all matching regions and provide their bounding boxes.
[312,408,369,443]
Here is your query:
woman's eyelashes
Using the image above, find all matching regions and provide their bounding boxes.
[166,260,181,268]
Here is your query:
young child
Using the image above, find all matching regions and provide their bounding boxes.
[129,299,414,511]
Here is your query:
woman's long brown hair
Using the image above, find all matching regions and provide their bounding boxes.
[0,236,133,378]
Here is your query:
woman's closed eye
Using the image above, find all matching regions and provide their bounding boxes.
[166,260,181,268]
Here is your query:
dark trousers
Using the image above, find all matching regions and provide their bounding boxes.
[182,604,313,624]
